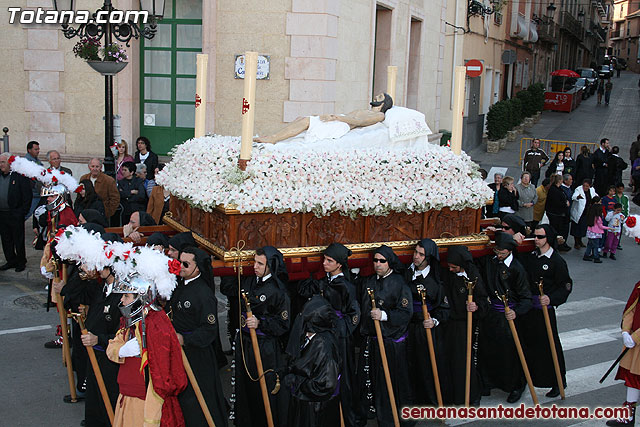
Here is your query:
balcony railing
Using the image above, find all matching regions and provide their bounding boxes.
[560,11,585,39]
[538,20,560,42]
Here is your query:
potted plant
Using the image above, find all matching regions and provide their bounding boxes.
[73,36,129,76]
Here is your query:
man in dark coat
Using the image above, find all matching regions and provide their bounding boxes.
[593,138,612,196]
[0,153,33,271]
[404,238,450,405]
[296,243,360,427]
[170,246,228,427]
[356,245,412,427]
[520,224,572,398]
[285,295,341,427]
[441,245,488,405]
[229,246,290,427]
[478,232,532,403]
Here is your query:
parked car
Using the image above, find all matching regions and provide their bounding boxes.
[575,78,590,99]
[598,65,613,79]
[576,67,598,95]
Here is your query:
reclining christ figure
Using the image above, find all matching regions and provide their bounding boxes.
[254,93,393,144]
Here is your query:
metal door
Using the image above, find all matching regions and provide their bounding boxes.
[463,76,483,150]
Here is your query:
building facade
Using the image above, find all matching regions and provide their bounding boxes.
[2,0,447,165]
[609,0,640,73]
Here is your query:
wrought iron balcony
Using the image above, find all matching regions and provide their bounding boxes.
[560,11,584,39]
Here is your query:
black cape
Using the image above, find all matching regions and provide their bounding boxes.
[403,263,451,406]
[169,275,228,427]
[285,296,341,427]
[520,248,572,387]
[441,262,489,405]
[477,254,532,393]
[231,275,290,427]
[356,272,413,426]
[296,273,360,427]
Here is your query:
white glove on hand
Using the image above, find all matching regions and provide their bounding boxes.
[34,205,47,219]
[118,338,141,358]
[623,331,636,349]
[41,266,54,280]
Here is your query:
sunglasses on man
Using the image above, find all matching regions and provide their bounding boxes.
[372,258,388,264]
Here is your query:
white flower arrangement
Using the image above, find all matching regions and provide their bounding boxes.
[156,135,492,217]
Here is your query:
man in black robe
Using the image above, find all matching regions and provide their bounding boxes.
[404,238,450,405]
[285,295,341,427]
[520,224,572,398]
[167,231,196,260]
[297,242,360,427]
[441,245,488,405]
[478,232,532,403]
[230,246,290,427]
[356,245,412,427]
[593,138,612,196]
[171,246,228,427]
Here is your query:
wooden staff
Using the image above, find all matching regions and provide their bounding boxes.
[498,293,539,405]
[419,289,443,408]
[73,312,115,425]
[464,277,477,408]
[241,291,274,427]
[367,288,400,427]
[538,279,565,399]
[181,348,216,427]
[51,217,77,403]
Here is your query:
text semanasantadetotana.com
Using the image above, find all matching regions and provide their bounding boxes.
[401,404,630,420]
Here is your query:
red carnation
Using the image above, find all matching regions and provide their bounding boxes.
[51,176,58,183]
[8,155,15,164]
[168,259,182,275]
[60,170,66,175]
[54,228,65,240]
[627,216,637,228]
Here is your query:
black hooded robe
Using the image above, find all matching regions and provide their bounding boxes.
[356,271,413,426]
[404,263,451,406]
[298,273,360,427]
[170,275,228,427]
[82,280,122,427]
[520,246,572,388]
[231,274,291,427]
[440,262,488,405]
[477,253,532,393]
[285,296,341,427]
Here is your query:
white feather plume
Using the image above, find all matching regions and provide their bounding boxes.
[55,226,109,270]
[624,215,640,239]
[104,241,135,280]
[130,246,177,300]
[10,156,81,192]
[10,156,46,181]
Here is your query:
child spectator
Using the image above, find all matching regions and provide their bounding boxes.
[584,197,611,263]
[603,203,625,260]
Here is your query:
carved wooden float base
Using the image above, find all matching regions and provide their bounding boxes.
[167,196,485,262]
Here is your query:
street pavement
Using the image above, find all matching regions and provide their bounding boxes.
[1,71,639,426]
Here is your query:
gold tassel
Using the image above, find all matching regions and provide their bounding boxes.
[271,373,280,395]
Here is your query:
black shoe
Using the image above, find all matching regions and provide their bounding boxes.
[558,244,572,252]
[546,387,560,398]
[506,385,525,403]
[594,258,603,263]
[610,254,617,260]
[0,263,14,271]
[14,265,25,272]
[583,256,593,261]
[44,337,63,349]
